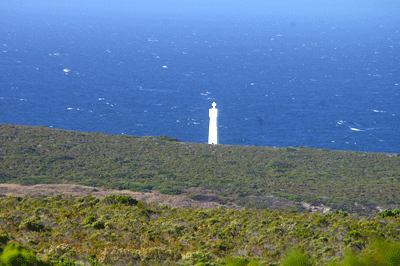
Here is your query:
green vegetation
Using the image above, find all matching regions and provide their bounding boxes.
[328,240,400,266]
[1,195,400,265]
[101,195,138,206]
[2,124,400,265]
[1,124,400,215]
[0,243,42,266]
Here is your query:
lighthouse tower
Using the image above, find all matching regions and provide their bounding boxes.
[208,102,219,145]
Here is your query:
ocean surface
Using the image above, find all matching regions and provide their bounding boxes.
[1,17,399,153]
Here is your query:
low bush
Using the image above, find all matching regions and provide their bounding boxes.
[157,135,181,142]
[330,240,400,266]
[279,249,313,266]
[377,209,400,218]
[83,216,96,225]
[159,187,183,195]
[102,195,138,206]
[0,243,38,266]
[0,235,9,245]
[18,218,47,232]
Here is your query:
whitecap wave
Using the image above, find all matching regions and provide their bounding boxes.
[349,127,364,132]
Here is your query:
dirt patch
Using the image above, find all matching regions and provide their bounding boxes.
[0,183,242,209]
[301,202,331,213]
[0,184,331,212]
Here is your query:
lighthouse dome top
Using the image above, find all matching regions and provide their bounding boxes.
[212,102,217,108]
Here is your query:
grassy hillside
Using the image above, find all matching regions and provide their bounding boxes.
[1,124,400,215]
[1,194,400,265]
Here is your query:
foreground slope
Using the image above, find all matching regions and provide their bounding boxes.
[1,195,400,265]
[1,124,400,215]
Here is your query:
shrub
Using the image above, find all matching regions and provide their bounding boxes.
[53,258,78,266]
[159,187,183,195]
[265,161,291,173]
[102,195,138,206]
[18,218,47,232]
[92,221,106,230]
[83,216,96,225]
[224,257,261,266]
[157,135,180,142]
[279,249,313,266]
[0,235,9,245]
[335,210,349,217]
[88,253,100,266]
[377,209,400,218]
[110,182,153,192]
[0,243,38,266]
[331,240,400,266]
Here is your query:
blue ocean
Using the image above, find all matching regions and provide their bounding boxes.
[1,16,399,153]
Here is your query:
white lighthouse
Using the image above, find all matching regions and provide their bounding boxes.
[208,102,219,145]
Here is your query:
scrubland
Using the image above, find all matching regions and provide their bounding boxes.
[1,124,400,265]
